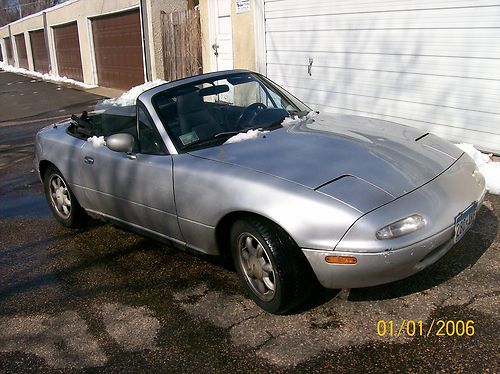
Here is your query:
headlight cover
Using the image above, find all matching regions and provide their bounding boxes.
[376,214,426,240]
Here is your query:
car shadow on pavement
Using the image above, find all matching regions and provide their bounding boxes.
[348,202,498,301]
[2,194,496,315]
[58,200,495,311]
[0,220,107,296]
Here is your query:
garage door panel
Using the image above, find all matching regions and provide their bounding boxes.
[268,66,500,115]
[268,64,500,98]
[266,7,500,30]
[266,51,500,81]
[14,34,28,69]
[267,29,500,59]
[54,22,83,81]
[265,0,500,18]
[30,29,49,74]
[92,10,144,90]
[4,37,14,65]
[265,0,500,153]
[286,85,500,135]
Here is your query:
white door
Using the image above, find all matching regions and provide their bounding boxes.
[210,0,234,71]
[263,0,500,154]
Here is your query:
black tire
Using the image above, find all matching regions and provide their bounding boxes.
[43,165,87,228]
[230,217,311,314]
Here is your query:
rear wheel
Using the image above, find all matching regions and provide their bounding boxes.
[43,166,87,228]
[230,217,310,314]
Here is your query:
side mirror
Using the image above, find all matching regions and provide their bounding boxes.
[106,133,135,154]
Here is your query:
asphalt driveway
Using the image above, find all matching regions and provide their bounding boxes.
[0,70,498,372]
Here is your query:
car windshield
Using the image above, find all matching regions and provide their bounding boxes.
[151,72,310,151]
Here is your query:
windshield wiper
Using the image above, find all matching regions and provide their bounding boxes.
[213,130,246,139]
[288,110,309,117]
[181,137,223,151]
[184,123,286,151]
[183,128,261,151]
[213,126,266,139]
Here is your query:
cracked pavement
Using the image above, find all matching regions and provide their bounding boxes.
[0,70,498,372]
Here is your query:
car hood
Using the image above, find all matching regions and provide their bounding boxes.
[189,112,462,201]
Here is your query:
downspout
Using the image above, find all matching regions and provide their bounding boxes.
[139,0,152,81]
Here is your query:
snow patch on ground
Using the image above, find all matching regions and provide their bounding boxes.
[224,129,269,144]
[101,80,168,107]
[474,164,500,195]
[87,136,106,147]
[0,62,95,89]
[455,143,500,195]
[281,111,318,126]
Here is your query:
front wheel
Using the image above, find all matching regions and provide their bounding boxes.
[230,217,310,314]
[43,165,87,228]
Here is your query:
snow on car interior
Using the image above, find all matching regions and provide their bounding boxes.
[35,70,486,314]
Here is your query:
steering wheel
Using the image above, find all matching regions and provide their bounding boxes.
[237,102,267,128]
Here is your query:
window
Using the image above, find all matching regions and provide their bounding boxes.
[152,72,310,151]
[137,106,166,155]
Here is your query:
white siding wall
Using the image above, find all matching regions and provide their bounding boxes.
[264,0,500,153]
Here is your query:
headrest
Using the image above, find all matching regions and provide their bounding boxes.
[177,91,205,114]
[199,84,229,97]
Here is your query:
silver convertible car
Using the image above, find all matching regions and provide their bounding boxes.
[35,70,486,314]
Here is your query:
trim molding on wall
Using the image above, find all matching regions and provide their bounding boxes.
[42,11,53,73]
[139,0,152,81]
[47,21,58,75]
[86,18,98,85]
[206,0,218,72]
[253,0,266,74]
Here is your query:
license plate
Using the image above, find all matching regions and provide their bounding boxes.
[454,202,477,243]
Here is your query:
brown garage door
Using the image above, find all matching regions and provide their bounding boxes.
[53,22,83,81]
[4,37,14,65]
[92,10,144,90]
[0,43,3,62]
[30,29,49,74]
[15,33,29,69]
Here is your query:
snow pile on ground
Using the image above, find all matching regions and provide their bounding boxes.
[87,136,106,147]
[101,79,168,106]
[0,62,95,89]
[455,143,500,195]
[281,111,318,126]
[224,129,269,144]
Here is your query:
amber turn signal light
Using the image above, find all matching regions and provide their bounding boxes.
[325,255,358,265]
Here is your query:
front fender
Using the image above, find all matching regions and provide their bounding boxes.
[173,154,361,254]
[335,154,485,253]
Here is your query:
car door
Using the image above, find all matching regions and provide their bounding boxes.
[79,104,184,243]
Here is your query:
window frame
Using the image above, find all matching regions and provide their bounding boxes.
[151,72,311,153]
[136,102,169,155]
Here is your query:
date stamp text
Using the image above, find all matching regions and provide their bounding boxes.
[376,320,475,337]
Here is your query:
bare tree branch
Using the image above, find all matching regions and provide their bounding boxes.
[0,0,19,27]
[1,0,69,27]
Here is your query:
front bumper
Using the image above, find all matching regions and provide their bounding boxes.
[303,225,458,288]
[303,154,486,289]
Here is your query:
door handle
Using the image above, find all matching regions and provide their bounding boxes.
[212,43,219,57]
[83,156,94,165]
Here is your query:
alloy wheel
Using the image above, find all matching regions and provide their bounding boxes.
[238,232,276,301]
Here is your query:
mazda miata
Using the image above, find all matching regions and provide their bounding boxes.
[34,70,485,313]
